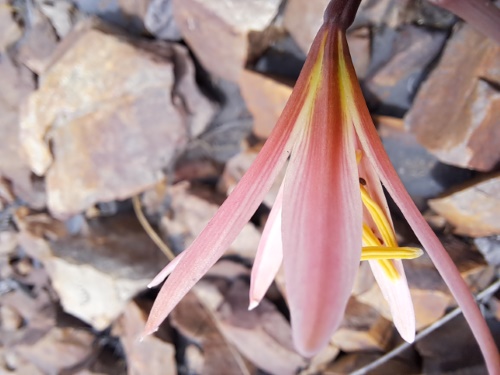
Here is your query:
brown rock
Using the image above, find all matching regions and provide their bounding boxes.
[365,25,447,111]
[114,300,177,375]
[15,327,94,375]
[36,0,78,38]
[353,0,400,28]
[239,70,293,139]
[16,212,165,330]
[283,0,329,54]
[0,0,22,51]
[217,280,306,375]
[21,19,213,217]
[170,288,256,375]
[0,305,23,331]
[301,344,340,375]
[0,350,45,375]
[16,9,58,74]
[161,182,261,259]
[352,261,375,297]
[346,27,371,79]
[72,0,149,34]
[331,297,393,352]
[377,121,474,208]
[416,314,489,373]
[184,345,205,374]
[145,0,182,40]
[172,0,281,81]
[474,235,500,267]
[206,259,250,280]
[406,24,500,171]
[429,174,500,237]
[284,0,386,56]
[326,351,419,375]
[44,94,184,217]
[218,145,286,209]
[0,54,45,208]
[358,283,450,331]
[0,231,18,256]
[1,287,56,339]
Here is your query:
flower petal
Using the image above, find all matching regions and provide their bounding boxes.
[281,27,362,357]
[368,260,415,342]
[249,181,284,310]
[341,34,500,372]
[144,22,331,336]
[357,141,416,342]
[147,252,186,288]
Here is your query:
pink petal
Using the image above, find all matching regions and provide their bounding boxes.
[368,260,415,342]
[281,27,362,357]
[357,140,416,342]
[249,181,284,310]
[144,23,332,336]
[147,252,186,288]
[342,37,500,372]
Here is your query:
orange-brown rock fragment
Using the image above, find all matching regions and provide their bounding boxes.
[283,0,329,54]
[406,24,500,171]
[239,70,293,139]
[331,297,393,352]
[20,19,213,217]
[429,174,500,237]
[114,301,177,375]
[0,54,45,208]
[217,280,306,375]
[172,0,281,82]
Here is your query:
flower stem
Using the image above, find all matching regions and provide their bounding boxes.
[323,0,362,30]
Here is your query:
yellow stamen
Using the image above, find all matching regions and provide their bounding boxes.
[360,188,423,281]
[360,185,397,247]
[362,223,400,280]
[361,246,423,261]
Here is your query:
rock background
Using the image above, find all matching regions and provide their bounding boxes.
[0,0,499,374]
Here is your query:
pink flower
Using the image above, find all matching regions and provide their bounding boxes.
[145,1,500,371]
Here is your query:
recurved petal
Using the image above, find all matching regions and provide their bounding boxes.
[369,259,415,342]
[249,182,284,310]
[281,27,362,357]
[147,252,186,288]
[143,20,323,335]
[357,143,416,343]
[144,133,292,335]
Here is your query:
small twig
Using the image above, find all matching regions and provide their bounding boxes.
[132,195,175,261]
[351,279,500,375]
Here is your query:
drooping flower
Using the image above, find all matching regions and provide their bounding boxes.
[144,0,500,371]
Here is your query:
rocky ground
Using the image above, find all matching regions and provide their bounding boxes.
[0,0,499,374]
